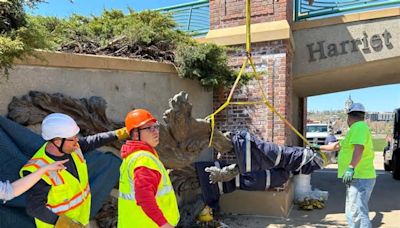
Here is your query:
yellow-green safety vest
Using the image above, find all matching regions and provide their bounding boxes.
[118,150,180,228]
[20,143,91,227]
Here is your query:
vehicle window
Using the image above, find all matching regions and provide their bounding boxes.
[307,126,328,132]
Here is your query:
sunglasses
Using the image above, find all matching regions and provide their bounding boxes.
[139,123,160,132]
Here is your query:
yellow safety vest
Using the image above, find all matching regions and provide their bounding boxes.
[118,150,180,228]
[20,143,91,227]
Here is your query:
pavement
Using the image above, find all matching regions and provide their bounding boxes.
[220,152,400,227]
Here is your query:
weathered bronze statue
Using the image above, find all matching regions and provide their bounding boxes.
[8,90,232,227]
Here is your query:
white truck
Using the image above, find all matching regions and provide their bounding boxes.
[306,123,330,145]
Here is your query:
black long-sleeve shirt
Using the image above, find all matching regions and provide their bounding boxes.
[23,131,118,225]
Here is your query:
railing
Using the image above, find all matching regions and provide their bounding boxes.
[156,0,210,36]
[295,0,400,21]
[156,0,400,33]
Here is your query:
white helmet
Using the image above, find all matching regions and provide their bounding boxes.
[41,113,80,140]
[347,103,366,114]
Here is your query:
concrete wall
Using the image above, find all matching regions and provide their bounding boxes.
[0,52,212,123]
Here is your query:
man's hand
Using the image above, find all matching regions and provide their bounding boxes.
[342,167,355,185]
[317,141,341,152]
[331,141,340,151]
[45,159,68,172]
[205,164,239,183]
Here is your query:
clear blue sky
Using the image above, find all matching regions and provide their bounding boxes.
[308,84,400,112]
[27,0,195,17]
[28,1,400,113]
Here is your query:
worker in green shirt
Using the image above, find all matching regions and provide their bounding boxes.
[317,103,376,228]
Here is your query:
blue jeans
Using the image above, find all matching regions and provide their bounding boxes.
[345,178,376,228]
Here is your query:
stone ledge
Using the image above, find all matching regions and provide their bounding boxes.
[15,50,177,73]
[204,20,293,48]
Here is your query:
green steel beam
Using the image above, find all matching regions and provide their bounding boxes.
[155,0,209,11]
[296,0,400,21]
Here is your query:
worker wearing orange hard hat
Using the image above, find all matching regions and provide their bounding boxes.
[118,109,180,228]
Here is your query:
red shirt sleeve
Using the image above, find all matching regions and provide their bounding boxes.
[133,166,168,227]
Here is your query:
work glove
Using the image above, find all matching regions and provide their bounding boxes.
[342,167,355,185]
[205,164,239,183]
[307,145,328,168]
[310,144,321,151]
[115,127,129,140]
[55,215,85,228]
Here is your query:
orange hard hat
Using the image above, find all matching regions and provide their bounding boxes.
[125,109,157,135]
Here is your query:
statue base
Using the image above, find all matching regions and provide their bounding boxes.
[219,179,293,217]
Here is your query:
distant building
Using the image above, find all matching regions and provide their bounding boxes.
[366,112,394,121]
[344,95,353,113]
[342,95,393,121]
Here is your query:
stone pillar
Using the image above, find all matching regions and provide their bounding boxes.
[208,0,297,146]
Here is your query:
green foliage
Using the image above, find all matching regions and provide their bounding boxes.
[0,36,24,76]
[1,6,248,89]
[122,10,183,46]
[0,0,52,76]
[175,42,251,89]
[0,0,26,32]
[0,19,52,77]
[372,137,386,152]
[24,9,183,49]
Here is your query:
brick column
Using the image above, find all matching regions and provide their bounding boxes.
[210,0,293,30]
[210,0,295,145]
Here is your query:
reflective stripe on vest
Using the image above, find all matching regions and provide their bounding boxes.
[74,148,85,163]
[119,185,173,201]
[23,158,64,186]
[46,183,90,214]
[119,152,172,201]
[20,143,91,227]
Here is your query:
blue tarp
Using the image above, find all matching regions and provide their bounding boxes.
[0,116,121,227]
[195,161,290,210]
[232,130,321,174]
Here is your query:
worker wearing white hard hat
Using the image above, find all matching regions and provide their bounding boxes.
[347,103,366,114]
[41,113,81,153]
[320,102,375,227]
[20,113,129,228]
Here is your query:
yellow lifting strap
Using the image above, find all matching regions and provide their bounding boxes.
[207,0,326,164]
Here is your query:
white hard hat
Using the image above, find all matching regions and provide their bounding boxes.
[41,113,80,140]
[347,103,366,114]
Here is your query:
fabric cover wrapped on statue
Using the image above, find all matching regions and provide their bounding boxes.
[231,130,322,174]
[195,161,290,210]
